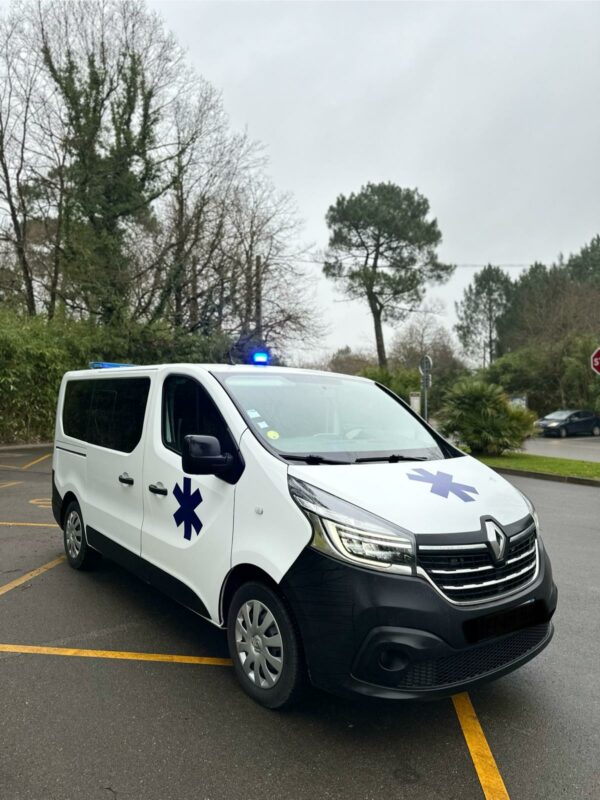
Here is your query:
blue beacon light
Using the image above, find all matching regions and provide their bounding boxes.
[89,362,133,369]
[251,352,270,365]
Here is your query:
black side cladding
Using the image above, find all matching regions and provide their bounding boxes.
[51,470,62,527]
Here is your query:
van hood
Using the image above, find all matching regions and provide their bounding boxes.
[288,455,529,535]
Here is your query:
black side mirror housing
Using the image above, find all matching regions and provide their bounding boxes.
[182,435,233,476]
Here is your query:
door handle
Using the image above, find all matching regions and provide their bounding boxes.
[118,473,134,486]
[148,483,168,496]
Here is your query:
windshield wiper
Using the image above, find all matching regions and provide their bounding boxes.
[354,454,429,463]
[282,454,349,465]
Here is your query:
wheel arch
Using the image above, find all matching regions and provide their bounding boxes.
[59,491,79,528]
[220,563,283,627]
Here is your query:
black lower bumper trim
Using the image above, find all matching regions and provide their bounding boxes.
[394,622,551,690]
[280,545,557,700]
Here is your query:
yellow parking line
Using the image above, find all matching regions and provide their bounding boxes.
[0,522,59,528]
[0,555,66,598]
[0,481,22,490]
[452,692,510,800]
[21,453,51,470]
[0,643,232,666]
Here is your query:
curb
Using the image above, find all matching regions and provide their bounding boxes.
[491,466,600,488]
[0,443,52,451]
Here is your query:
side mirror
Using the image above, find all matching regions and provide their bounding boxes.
[182,435,233,476]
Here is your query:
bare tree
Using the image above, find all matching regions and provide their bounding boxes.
[0,11,44,314]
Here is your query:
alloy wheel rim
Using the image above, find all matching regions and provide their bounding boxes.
[65,510,83,559]
[235,599,283,688]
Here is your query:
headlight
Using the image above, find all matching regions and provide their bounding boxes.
[288,476,415,574]
[520,491,540,532]
[547,422,558,427]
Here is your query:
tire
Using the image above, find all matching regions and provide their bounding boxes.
[592,426,600,437]
[559,427,567,438]
[227,581,305,709]
[62,500,101,570]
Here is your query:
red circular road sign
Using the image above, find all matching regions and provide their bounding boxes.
[592,347,600,375]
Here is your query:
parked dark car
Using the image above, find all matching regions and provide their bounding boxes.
[535,409,600,438]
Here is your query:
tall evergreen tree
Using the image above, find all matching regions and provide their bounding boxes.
[455,265,512,366]
[323,182,452,368]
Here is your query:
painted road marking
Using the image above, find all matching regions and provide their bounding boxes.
[0,643,232,666]
[0,522,59,528]
[21,453,51,470]
[0,481,22,490]
[452,692,510,800]
[0,556,66,598]
[29,498,52,510]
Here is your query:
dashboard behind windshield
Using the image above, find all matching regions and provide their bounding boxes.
[217,372,445,463]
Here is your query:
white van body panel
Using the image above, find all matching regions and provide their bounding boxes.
[86,440,146,555]
[288,455,529,534]
[231,429,312,584]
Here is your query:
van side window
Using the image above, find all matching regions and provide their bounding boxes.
[162,375,232,455]
[63,380,94,440]
[63,377,150,452]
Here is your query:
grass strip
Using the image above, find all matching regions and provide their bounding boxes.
[480,453,600,482]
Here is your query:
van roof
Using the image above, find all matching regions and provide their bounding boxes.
[62,364,372,382]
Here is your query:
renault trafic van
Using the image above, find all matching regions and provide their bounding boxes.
[52,363,557,708]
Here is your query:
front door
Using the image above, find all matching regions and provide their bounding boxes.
[141,370,239,622]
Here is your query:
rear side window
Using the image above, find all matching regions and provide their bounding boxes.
[63,381,94,441]
[62,377,150,452]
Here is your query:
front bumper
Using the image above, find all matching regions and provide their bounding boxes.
[538,425,563,436]
[280,541,557,700]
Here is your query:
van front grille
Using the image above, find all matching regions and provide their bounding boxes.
[417,522,538,604]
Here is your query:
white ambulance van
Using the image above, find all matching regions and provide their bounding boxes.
[52,362,557,708]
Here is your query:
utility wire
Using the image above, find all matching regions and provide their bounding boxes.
[294,257,532,269]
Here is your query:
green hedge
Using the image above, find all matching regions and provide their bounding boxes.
[0,312,230,443]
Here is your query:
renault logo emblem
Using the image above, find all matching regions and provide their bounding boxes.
[485,520,507,564]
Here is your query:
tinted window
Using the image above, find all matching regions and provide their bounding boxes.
[162,375,232,455]
[62,377,150,452]
[63,380,94,440]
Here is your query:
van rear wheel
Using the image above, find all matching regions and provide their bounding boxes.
[227,582,305,709]
[63,500,100,570]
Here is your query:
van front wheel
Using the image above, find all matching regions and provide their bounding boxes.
[227,582,304,709]
[63,500,100,570]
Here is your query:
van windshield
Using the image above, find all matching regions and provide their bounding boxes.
[218,372,445,463]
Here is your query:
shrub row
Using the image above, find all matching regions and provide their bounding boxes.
[0,313,230,443]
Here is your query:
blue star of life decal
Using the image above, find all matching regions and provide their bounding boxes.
[173,477,203,540]
[407,468,479,503]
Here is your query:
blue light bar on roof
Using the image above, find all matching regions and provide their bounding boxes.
[251,351,270,365]
[89,362,134,369]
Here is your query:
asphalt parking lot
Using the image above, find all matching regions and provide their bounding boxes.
[524,435,600,463]
[1,447,598,800]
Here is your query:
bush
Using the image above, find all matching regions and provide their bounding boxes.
[437,379,535,455]
[0,312,231,443]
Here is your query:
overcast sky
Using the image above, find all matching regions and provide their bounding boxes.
[152,0,600,361]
